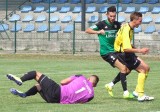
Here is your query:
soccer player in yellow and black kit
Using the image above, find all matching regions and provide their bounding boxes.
[114,12,154,102]
[86,6,134,98]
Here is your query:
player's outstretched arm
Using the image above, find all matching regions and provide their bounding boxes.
[60,77,72,85]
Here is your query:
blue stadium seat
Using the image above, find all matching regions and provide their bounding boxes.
[46,6,57,13]
[72,6,81,13]
[23,24,35,32]
[63,25,73,33]
[148,0,158,4]
[85,0,94,4]
[50,16,59,23]
[155,17,160,24]
[34,5,45,13]
[88,16,98,23]
[144,25,156,34]
[108,0,118,4]
[0,24,9,32]
[31,0,43,3]
[35,15,46,22]
[21,5,32,13]
[75,15,81,23]
[124,7,135,13]
[86,6,96,13]
[43,0,55,3]
[121,0,132,4]
[37,24,48,32]
[134,25,142,33]
[9,14,21,22]
[59,6,70,13]
[98,6,108,13]
[138,6,149,14]
[61,15,72,23]
[70,0,80,4]
[22,15,33,22]
[158,30,160,34]
[56,0,68,4]
[134,0,146,4]
[50,25,61,33]
[118,16,125,23]
[10,24,22,32]
[142,16,152,24]
[117,6,122,12]
[95,0,107,4]
[151,6,160,14]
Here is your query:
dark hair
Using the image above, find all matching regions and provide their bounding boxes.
[107,6,116,13]
[130,12,142,21]
[91,75,99,87]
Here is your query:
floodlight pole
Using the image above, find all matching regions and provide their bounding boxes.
[81,0,86,31]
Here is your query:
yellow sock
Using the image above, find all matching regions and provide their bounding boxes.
[135,73,146,97]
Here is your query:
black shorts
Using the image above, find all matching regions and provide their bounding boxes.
[101,52,119,67]
[38,75,61,103]
[101,52,140,71]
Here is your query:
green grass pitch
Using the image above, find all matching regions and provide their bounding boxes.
[0,54,160,112]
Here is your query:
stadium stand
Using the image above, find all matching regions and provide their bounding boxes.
[63,24,73,33]
[134,0,146,4]
[72,6,81,13]
[85,0,94,4]
[50,16,59,23]
[46,6,57,13]
[95,0,107,4]
[118,16,125,23]
[75,15,82,23]
[50,25,61,33]
[34,5,45,13]
[70,0,80,4]
[121,0,132,4]
[88,16,99,23]
[31,0,43,3]
[59,6,71,13]
[10,24,22,32]
[20,5,32,13]
[61,15,72,23]
[98,6,108,13]
[22,15,33,22]
[37,24,48,32]
[86,6,96,13]
[108,0,118,4]
[124,6,136,13]
[43,0,55,3]
[0,24,9,32]
[134,25,142,33]
[148,0,159,4]
[144,25,156,34]
[23,24,35,32]
[117,6,122,12]
[56,0,68,4]
[35,15,46,22]
[138,6,149,14]
[142,16,152,24]
[9,14,21,22]
[151,6,160,14]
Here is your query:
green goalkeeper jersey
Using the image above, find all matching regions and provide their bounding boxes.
[90,20,121,55]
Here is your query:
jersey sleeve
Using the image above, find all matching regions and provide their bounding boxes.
[70,74,83,81]
[90,21,103,31]
[122,28,132,50]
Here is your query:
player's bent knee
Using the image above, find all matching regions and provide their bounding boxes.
[35,84,41,91]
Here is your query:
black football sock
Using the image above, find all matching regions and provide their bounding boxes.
[120,73,127,91]
[25,86,38,97]
[20,71,36,82]
[112,72,120,84]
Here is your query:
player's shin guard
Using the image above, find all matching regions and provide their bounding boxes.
[25,86,38,97]
[135,73,145,97]
[120,73,127,91]
[20,71,37,82]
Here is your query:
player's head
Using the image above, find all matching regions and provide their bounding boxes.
[106,6,116,23]
[88,75,99,87]
[130,12,142,28]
